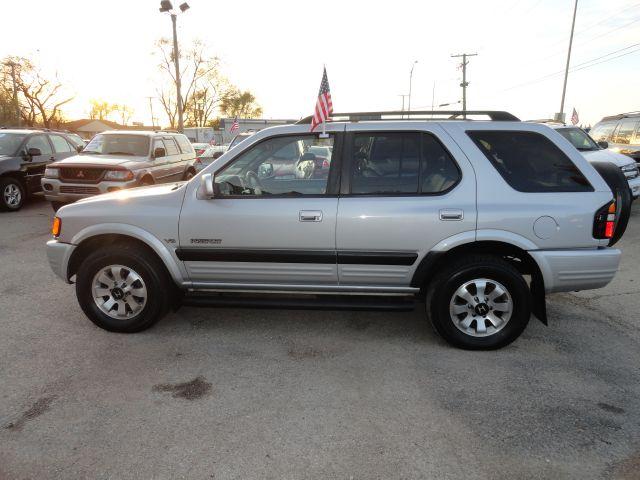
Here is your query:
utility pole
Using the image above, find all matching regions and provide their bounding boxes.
[146,96,156,128]
[408,60,418,113]
[398,94,408,117]
[557,0,578,123]
[4,61,20,127]
[451,53,477,118]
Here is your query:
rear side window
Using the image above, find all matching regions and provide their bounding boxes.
[612,119,638,145]
[49,134,73,153]
[163,138,180,156]
[350,132,460,195]
[467,130,592,193]
[175,135,194,154]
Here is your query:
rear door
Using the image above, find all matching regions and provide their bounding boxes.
[336,124,476,287]
[162,136,184,180]
[48,134,76,162]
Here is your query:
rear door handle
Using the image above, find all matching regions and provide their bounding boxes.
[439,209,464,221]
[299,210,323,222]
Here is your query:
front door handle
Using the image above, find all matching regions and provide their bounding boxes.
[299,210,323,222]
[439,209,464,221]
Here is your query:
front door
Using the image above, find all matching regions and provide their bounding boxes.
[178,129,342,286]
[22,134,55,193]
[336,124,477,287]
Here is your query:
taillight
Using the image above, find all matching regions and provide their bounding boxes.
[322,159,330,168]
[593,201,616,239]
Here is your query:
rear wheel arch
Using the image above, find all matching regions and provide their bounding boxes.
[413,240,547,324]
[139,174,154,186]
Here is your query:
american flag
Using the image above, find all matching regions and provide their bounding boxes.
[311,67,333,131]
[230,117,240,133]
[571,108,579,126]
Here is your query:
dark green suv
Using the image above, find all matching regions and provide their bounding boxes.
[0,129,84,211]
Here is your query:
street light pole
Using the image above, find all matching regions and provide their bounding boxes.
[160,1,189,132]
[170,13,184,132]
[408,61,418,113]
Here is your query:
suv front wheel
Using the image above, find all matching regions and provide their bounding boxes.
[0,177,25,211]
[75,244,172,332]
[426,255,531,350]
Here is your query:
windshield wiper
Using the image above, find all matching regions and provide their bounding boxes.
[79,150,100,155]
[105,151,135,156]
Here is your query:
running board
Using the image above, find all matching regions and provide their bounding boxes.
[182,293,418,312]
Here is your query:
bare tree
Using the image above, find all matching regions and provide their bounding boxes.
[1,56,74,128]
[155,38,231,128]
[113,104,134,126]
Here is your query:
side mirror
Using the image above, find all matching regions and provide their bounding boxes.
[200,173,215,199]
[26,147,42,159]
[154,147,166,158]
[258,162,274,178]
[597,141,609,149]
[76,145,84,153]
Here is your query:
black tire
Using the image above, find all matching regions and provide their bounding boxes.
[426,255,531,350]
[75,244,173,333]
[51,201,68,213]
[0,177,26,212]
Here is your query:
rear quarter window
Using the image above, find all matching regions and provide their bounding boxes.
[467,130,593,193]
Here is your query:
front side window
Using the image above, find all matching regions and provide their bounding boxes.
[589,123,615,142]
[612,119,638,145]
[468,130,592,193]
[49,134,73,153]
[163,138,180,156]
[26,135,53,156]
[176,135,194,154]
[215,134,334,196]
[83,134,150,156]
[0,133,27,155]
[556,128,599,151]
[350,132,460,195]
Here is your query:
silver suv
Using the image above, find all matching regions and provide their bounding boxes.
[45,111,631,349]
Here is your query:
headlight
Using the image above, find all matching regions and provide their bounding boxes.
[103,170,134,181]
[621,163,639,179]
[44,167,59,178]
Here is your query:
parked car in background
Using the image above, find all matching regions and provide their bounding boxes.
[194,145,227,172]
[538,122,640,198]
[0,129,84,211]
[590,112,640,163]
[47,110,631,350]
[41,130,196,211]
[228,131,255,150]
[191,143,210,157]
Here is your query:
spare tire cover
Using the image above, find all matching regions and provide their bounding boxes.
[590,161,631,247]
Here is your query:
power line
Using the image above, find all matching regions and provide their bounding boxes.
[499,42,640,92]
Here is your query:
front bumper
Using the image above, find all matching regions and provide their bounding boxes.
[529,247,621,294]
[628,175,640,198]
[46,239,76,283]
[41,178,139,203]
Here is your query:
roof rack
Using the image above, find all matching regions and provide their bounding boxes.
[296,110,520,124]
[601,111,640,121]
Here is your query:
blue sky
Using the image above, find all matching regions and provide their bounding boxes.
[2,0,638,126]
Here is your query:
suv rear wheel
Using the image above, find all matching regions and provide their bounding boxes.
[0,177,25,212]
[75,244,172,332]
[426,255,531,350]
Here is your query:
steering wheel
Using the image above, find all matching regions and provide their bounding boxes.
[245,170,263,193]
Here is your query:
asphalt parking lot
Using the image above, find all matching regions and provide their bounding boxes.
[1,197,639,480]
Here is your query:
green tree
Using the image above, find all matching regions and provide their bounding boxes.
[89,99,116,121]
[219,89,262,119]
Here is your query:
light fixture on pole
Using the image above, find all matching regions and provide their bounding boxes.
[159,0,190,132]
[408,60,418,113]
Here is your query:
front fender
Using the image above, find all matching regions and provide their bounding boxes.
[70,223,186,284]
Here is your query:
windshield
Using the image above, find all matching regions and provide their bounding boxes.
[0,132,27,156]
[82,134,150,156]
[557,127,599,151]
